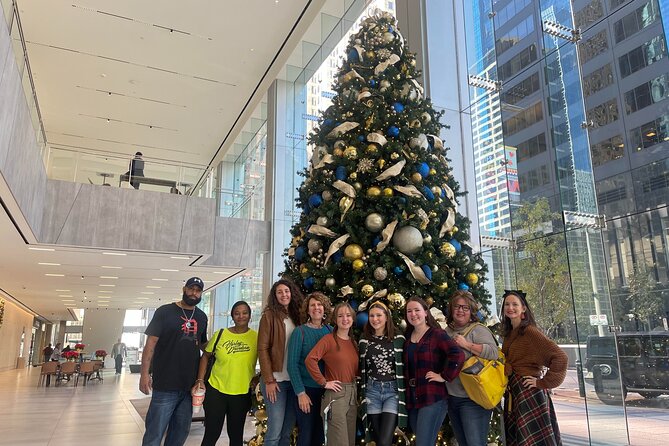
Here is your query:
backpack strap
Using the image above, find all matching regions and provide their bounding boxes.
[211,328,224,352]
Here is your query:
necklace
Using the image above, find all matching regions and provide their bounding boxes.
[178,303,195,328]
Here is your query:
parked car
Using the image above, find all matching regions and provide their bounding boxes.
[585,332,669,404]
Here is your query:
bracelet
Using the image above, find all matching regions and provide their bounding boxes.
[195,379,204,383]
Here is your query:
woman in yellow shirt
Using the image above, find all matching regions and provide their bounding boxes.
[192,301,258,446]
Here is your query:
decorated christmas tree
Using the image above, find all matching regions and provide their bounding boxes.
[282,10,491,323]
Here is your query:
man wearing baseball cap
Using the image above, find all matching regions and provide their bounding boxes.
[140,277,208,446]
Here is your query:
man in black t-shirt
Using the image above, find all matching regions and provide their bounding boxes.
[140,277,208,446]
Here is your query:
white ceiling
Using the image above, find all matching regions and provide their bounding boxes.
[3,0,340,321]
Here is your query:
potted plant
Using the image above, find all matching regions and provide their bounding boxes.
[74,343,86,351]
[63,351,79,361]
[95,349,107,360]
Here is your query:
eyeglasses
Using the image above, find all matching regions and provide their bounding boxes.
[453,304,471,311]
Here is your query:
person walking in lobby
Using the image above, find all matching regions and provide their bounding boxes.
[140,277,208,446]
[193,300,257,446]
[257,279,303,446]
[111,338,127,375]
[501,289,568,446]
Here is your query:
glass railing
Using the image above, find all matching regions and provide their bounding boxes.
[46,146,209,195]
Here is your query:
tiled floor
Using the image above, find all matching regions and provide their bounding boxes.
[0,366,256,445]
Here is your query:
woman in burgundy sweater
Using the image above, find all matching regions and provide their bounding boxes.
[305,302,359,446]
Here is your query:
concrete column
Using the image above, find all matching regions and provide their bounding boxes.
[81,309,126,356]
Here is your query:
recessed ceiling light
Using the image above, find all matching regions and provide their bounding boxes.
[97,296,112,299]
[100,276,118,279]
[141,292,154,295]
[101,265,122,269]
[29,247,55,251]
[98,304,109,307]
[160,269,179,272]
[39,262,61,266]
[58,295,73,298]
[102,252,126,256]
[99,290,113,294]
[56,289,71,292]
[61,299,74,302]
[99,284,116,287]
[213,271,228,274]
[146,286,161,289]
[170,256,190,260]
[45,273,65,277]
[136,297,150,300]
[152,278,169,281]
[250,48,255,52]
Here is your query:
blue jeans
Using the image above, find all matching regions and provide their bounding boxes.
[261,380,296,446]
[448,395,493,446]
[366,378,399,414]
[142,390,192,446]
[408,399,449,446]
[295,386,325,446]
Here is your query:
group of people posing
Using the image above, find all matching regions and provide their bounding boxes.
[140,276,568,446]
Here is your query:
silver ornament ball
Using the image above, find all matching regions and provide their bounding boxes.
[316,216,329,226]
[365,213,385,232]
[325,278,336,287]
[392,226,423,255]
[374,267,388,281]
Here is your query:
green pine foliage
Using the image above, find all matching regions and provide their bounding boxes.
[281,11,491,323]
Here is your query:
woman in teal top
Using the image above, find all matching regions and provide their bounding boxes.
[287,292,332,446]
[192,301,258,446]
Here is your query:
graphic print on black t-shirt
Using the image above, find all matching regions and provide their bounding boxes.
[180,316,199,341]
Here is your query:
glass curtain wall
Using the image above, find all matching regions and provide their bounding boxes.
[461,0,669,444]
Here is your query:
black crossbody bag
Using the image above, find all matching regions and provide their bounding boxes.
[204,329,224,383]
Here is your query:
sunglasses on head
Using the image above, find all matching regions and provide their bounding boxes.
[503,289,527,301]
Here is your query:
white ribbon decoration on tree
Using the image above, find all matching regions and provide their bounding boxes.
[313,153,334,170]
[308,225,338,238]
[353,45,365,62]
[324,234,350,265]
[374,54,400,75]
[375,159,406,181]
[327,121,360,139]
[442,183,455,203]
[430,307,448,329]
[376,220,398,252]
[367,132,388,146]
[428,134,444,150]
[397,252,432,285]
[339,286,354,297]
[439,208,456,237]
[358,289,389,311]
[393,185,425,199]
[333,180,357,198]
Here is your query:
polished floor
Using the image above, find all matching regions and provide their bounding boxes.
[0,365,256,445]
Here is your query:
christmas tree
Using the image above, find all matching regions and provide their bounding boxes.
[282,10,491,323]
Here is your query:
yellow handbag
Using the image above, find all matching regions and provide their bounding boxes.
[457,323,508,410]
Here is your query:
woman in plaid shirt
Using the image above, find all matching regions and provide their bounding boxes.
[403,296,465,446]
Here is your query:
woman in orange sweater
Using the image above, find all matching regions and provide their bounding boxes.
[501,290,568,446]
[305,302,359,446]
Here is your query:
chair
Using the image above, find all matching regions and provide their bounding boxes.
[57,361,78,385]
[38,362,59,387]
[90,360,104,382]
[75,362,96,387]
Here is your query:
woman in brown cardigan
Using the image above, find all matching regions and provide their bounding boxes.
[257,279,303,446]
[501,290,568,446]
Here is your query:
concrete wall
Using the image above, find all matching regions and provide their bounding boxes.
[0,295,34,372]
[80,308,126,357]
[0,12,47,239]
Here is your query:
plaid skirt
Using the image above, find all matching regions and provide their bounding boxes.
[503,374,561,446]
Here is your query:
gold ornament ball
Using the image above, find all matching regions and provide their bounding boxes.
[344,244,364,260]
[377,159,386,168]
[431,186,441,195]
[300,264,309,274]
[388,293,406,309]
[410,119,421,128]
[411,172,423,183]
[255,409,268,422]
[349,172,358,180]
[452,226,459,233]
[382,187,394,197]
[440,242,457,257]
[466,273,479,285]
[352,259,365,271]
[353,182,363,191]
[366,50,375,59]
[366,144,379,154]
[367,186,382,198]
[339,196,354,212]
[390,152,400,160]
[344,146,358,159]
[429,168,437,176]
[248,440,258,446]
[437,282,449,291]
[333,147,344,157]
[425,297,434,306]
[361,284,374,297]
[325,277,336,287]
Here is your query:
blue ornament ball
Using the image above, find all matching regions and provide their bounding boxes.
[335,165,347,180]
[323,118,334,127]
[357,135,365,142]
[393,102,405,113]
[295,246,306,261]
[387,126,400,137]
[450,239,462,252]
[371,236,381,248]
[393,266,404,276]
[356,311,369,327]
[347,48,359,62]
[332,251,343,263]
[458,282,469,291]
[350,300,359,311]
[398,197,407,204]
[388,26,394,32]
[369,79,377,87]
[421,265,433,281]
[417,162,430,177]
[421,186,435,200]
[304,277,315,289]
[308,194,322,208]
